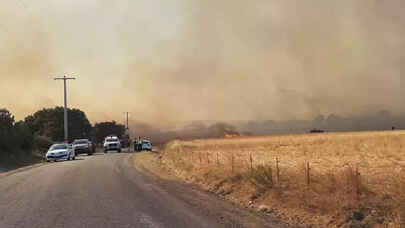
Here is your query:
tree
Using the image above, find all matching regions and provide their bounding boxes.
[25,107,92,143]
[12,121,34,152]
[0,109,15,153]
[0,109,36,157]
[0,109,14,131]
[312,114,325,128]
[325,114,342,130]
[93,121,126,144]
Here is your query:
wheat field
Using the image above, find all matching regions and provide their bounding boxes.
[162,131,405,227]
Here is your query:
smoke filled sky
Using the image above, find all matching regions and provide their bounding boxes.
[0,0,404,125]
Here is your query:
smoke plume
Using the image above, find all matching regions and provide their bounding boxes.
[0,0,404,131]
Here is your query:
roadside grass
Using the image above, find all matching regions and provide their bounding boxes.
[132,151,175,180]
[160,131,405,227]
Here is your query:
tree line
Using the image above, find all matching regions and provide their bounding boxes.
[239,110,405,135]
[0,107,125,158]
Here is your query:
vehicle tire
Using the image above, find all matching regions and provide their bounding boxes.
[118,149,121,153]
[104,150,107,153]
[72,156,76,160]
[46,160,50,162]
[88,153,93,156]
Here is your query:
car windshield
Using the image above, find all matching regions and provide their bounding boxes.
[73,140,88,144]
[50,144,67,151]
[106,139,118,142]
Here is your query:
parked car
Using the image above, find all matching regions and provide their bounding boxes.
[141,140,152,151]
[72,139,95,155]
[46,144,75,162]
[104,136,122,153]
[133,138,152,152]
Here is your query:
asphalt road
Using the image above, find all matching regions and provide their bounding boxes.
[0,153,286,228]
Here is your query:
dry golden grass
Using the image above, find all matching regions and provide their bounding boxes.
[162,131,405,227]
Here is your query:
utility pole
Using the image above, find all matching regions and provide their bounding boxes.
[54,75,76,143]
[124,112,130,130]
[124,112,131,152]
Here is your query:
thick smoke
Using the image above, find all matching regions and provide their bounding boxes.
[0,0,404,132]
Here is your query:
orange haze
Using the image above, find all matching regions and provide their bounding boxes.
[0,0,404,129]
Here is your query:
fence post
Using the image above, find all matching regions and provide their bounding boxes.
[276,157,280,184]
[177,148,180,163]
[355,166,360,201]
[190,152,193,163]
[306,162,310,186]
[159,154,162,166]
[250,153,253,174]
[231,153,234,174]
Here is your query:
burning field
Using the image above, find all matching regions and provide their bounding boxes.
[160,130,405,227]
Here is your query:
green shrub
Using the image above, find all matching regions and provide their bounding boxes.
[12,122,35,153]
[33,135,53,154]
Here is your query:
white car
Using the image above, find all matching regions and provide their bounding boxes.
[46,144,75,162]
[141,140,152,151]
[104,136,122,153]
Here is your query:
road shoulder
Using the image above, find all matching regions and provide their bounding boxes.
[132,151,175,180]
[0,162,46,177]
[132,151,289,228]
